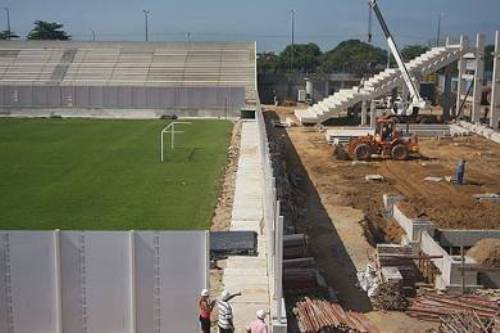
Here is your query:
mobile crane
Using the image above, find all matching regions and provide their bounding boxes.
[369,0,428,119]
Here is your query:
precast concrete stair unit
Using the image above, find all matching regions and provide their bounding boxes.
[295,44,467,125]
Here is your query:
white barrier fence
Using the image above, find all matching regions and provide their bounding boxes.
[256,102,287,330]
[0,230,209,333]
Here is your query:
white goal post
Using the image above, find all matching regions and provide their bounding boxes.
[160,122,192,162]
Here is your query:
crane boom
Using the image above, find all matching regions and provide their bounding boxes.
[369,0,426,116]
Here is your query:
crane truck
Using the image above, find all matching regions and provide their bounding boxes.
[369,0,428,119]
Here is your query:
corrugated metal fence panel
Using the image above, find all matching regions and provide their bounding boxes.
[0,233,7,333]
[47,86,61,107]
[60,231,133,332]
[60,232,84,331]
[62,86,75,107]
[160,231,207,333]
[135,231,208,333]
[132,86,147,108]
[135,232,156,332]
[148,87,162,108]
[104,86,118,107]
[17,86,33,107]
[118,86,132,108]
[84,232,132,333]
[75,86,90,108]
[33,85,48,106]
[0,230,208,333]
[89,86,104,108]
[0,85,246,109]
[0,232,58,333]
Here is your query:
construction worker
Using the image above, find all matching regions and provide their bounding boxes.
[216,289,242,333]
[198,289,215,333]
[455,159,466,185]
[246,309,269,333]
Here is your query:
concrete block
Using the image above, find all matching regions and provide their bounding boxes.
[383,193,404,213]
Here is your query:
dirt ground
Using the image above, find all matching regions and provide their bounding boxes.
[262,106,500,332]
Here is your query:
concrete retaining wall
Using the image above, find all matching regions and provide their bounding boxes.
[420,231,478,290]
[439,230,500,247]
[393,204,435,241]
[0,107,240,119]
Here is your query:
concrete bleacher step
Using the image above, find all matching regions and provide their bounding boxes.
[295,45,467,125]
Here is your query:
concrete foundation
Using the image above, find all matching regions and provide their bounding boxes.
[438,230,500,248]
[384,194,500,290]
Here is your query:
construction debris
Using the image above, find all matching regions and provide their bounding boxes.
[293,297,380,333]
[407,293,500,322]
[365,174,385,182]
[284,268,317,291]
[424,176,444,183]
[473,193,500,204]
[357,263,380,297]
[284,234,309,259]
[371,281,409,311]
[429,310,500,333]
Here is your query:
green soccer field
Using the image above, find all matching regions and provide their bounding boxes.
[0,118,233,230]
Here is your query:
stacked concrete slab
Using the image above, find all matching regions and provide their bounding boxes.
[295,42,468,125]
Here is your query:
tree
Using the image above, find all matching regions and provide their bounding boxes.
[278,43,322,73]
[400,45,430,62]
[257,52,280,73]
[27,21,71,40]
[319,39,386,75]
[0,30,19,40]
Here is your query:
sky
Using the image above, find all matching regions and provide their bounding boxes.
[2,0,499,52]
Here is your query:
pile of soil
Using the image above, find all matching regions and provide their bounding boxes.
[397,198,500,230]
[466,239,500,266]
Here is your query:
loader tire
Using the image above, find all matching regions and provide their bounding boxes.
[391,144,409,161]
[353,143,371,161]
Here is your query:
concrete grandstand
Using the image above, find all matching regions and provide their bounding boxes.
[0,41,257,118]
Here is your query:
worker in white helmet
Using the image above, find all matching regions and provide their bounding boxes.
[246,309,269,333]
[198,289,215,333]
[216,289,242,333]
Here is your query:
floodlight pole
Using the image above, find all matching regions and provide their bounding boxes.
[4,7,11,40]
[143,9,150,42]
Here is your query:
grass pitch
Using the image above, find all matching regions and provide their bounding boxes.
[0,118,233,230]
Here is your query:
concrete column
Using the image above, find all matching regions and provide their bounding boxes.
[324,80,330,98]
[456,35,466,117]
[491,31,500,129]
[361,99,368,126]
[370,100,377,128]
[442,66,453,121]
[472,33,485,123]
